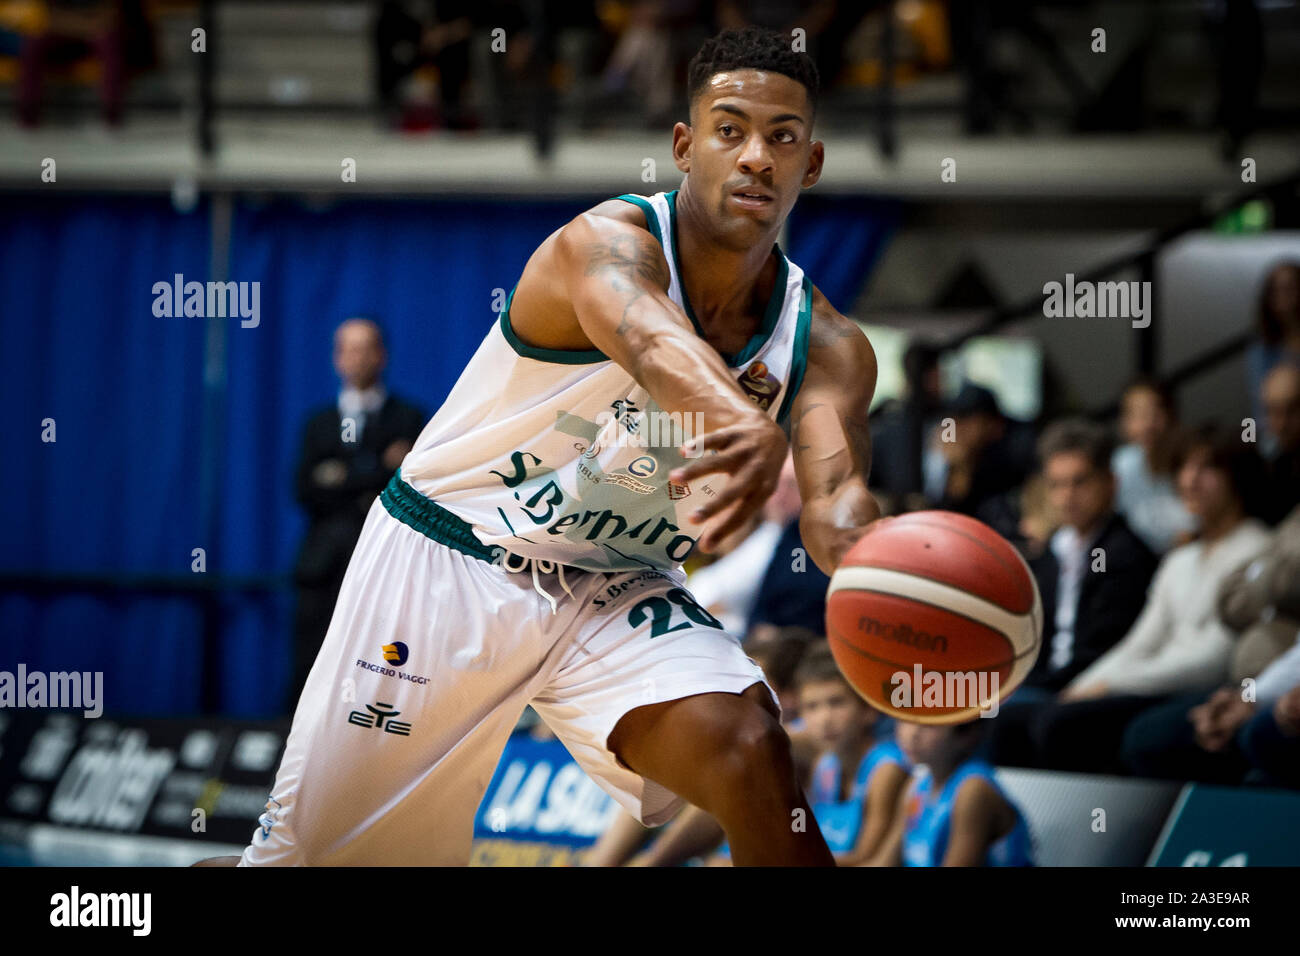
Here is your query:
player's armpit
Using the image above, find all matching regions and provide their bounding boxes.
[941,776,1004,867]
[790,290,883,576]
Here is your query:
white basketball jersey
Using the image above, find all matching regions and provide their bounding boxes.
[400,189,813,572]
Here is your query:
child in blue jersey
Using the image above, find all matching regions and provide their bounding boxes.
[793,645,911,865]
[869,720,1033,867]
[699,641,908,865]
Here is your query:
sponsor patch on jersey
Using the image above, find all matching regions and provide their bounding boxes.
[628,456,657,477]
[667,481,690,500]
[346,701,413,736]
[737,359,782,411]
[355,655,430,685]
[602,473,656,495]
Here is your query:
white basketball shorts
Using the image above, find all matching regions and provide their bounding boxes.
[238,477,777,865]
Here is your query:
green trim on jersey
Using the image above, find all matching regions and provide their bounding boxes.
[665,188,787,368]
[614,193,665,248]
[497,284,610,365]
[775,275,814,429]
[381,472,501,563]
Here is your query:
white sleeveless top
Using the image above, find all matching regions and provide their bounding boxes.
[400,189,813,573]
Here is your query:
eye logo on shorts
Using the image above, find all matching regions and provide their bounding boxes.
[383,642,409,667]
[628,456,657,477]
[347,701,412,736]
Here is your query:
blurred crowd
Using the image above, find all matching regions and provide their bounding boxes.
[0,0,949,129]
[374,0,949,132]
[7,0,1268,148]
[574,258,1300,866]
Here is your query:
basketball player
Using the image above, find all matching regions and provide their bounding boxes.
[204,27,881,868]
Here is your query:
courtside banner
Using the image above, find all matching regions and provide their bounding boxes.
[471,731,621,865]
[0,710,287,849]
[1148,783,1300,867]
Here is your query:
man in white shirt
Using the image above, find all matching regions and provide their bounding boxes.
[1025,425,1272,774]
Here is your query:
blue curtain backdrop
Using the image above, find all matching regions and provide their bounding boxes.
[1,190,897,717]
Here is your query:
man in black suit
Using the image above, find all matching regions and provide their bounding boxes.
[289,318,426,711]
[928,383,1035,520]
[986,418,1157,767]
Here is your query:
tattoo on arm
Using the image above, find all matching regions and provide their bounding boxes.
[804,302,874,474]
[808,313,863,350]
[583,235,671,337]
[790,401,824,454]
[844,407,873,477]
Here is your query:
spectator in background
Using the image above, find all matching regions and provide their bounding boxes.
[795,644,911,866]
[1111,377,1196,554]
[1029,419,1157,691]
[924,382,1030,523]
[868,720,1033,867]
[1217,503,1300,686]
[1025,425,1272,774]
[1258,361,1300,524]
[1239,680,1300,789]
[869,341,943,503]
[744,457,832,637]
[1121,501,1300,785]
[375,0,476,130]
[716,1,859,88]
[289,318,426,711]
[1247,260,1300,425]
[634,640,911,867]
[987,419,1156,768]
[1014,472,1054,561]
[17,0,156,127]
[1122,634,1300,789]
[597,1,699,128]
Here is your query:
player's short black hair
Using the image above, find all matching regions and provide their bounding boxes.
[686,27,820,123]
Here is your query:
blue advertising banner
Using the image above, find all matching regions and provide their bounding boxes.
[471,732,621,866]
[1148,784,1300,867]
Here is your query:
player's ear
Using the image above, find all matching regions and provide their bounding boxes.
[672,121,692,174]
[802,140,824,189]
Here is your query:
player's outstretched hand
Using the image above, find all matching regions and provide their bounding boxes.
[668,416,787,552]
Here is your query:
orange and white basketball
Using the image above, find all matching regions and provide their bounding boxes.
[825,511,1043,724]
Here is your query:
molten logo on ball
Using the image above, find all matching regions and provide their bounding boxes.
[858,617,949,654]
